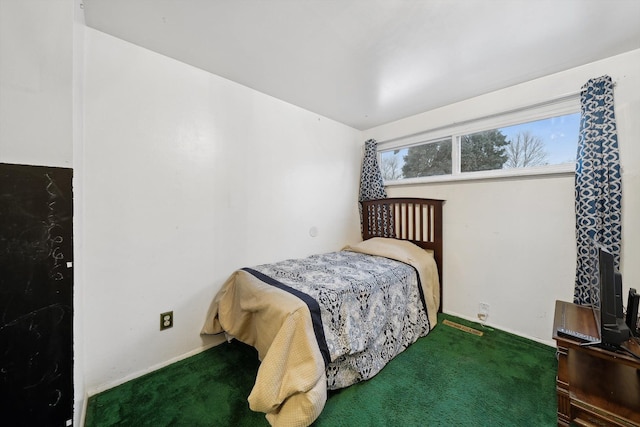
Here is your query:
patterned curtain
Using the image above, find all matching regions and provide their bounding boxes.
[574,75,622,305]
[358,139,392,237]
[358,139,387,202]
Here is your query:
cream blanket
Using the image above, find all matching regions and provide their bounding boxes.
[201,237,439,427]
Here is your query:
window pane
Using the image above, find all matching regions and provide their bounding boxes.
[501,113,580,168]
[460,112,580,173]
[460,129,510,172]
[380,138,452,180]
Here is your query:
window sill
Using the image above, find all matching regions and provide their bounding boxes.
[384,163,575,186]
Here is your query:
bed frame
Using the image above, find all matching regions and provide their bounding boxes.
[361,197,444,312]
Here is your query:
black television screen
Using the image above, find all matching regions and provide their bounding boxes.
[599,247,619,324]
[594,244,630,346]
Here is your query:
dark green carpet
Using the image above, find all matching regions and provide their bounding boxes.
[85,314,557,426]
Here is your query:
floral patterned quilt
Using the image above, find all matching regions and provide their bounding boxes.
[248,249,430,389]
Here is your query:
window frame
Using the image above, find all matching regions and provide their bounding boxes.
[378,95,581,185]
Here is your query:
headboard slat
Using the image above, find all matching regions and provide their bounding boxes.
[361,198,445,313]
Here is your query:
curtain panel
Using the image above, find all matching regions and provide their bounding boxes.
[358,139,387,202]
[574,75,622,305]
[358,139,393,238]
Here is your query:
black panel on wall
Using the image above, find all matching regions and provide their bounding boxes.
[0,163,74,426]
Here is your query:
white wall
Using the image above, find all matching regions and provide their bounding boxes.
[364,49,640,345]
[82,28,362,395]
[0,0,73,167]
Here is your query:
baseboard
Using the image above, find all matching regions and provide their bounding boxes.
[78,392,88,427]
[443,310,555,347]
[87,338,226,397]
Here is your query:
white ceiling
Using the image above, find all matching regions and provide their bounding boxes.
[83,0,640,130]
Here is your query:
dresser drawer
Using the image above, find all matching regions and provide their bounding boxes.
[572,402,636,427]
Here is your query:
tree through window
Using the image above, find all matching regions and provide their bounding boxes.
[379,111,579,182]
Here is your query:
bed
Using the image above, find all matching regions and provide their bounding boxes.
[201,198,444,427]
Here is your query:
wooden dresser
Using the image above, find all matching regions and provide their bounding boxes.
[552,300,640,426]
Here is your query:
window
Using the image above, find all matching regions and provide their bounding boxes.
[381,138,452,180]
[379,98,580,184]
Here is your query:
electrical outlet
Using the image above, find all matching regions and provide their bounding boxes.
[478,303,489,324]
[160,311,173,330]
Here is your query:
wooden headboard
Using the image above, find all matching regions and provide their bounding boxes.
[361,197,444,312]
